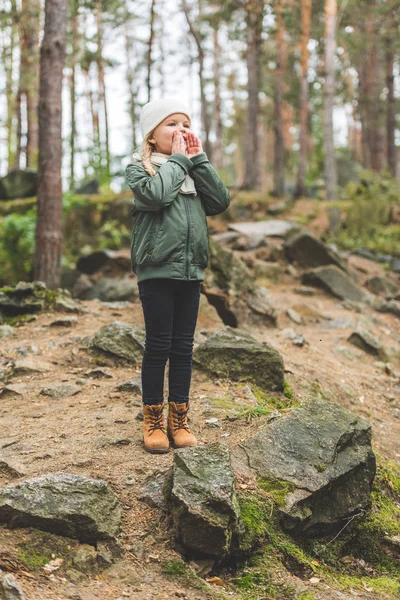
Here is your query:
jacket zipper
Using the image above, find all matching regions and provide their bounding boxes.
[184,197,190,279]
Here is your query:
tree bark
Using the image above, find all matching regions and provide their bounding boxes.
[96,1,110,178]
[385,34,397,178]
[273,0,287,197]
[213,27,223,170]
[34,0,67,288]
[295,0,312,198]
[68,0,79,190]
[182,0,212,159]
[16,0,41,169]
[243,0,263,190]
[147,0,156,102]
[323,0,337,200]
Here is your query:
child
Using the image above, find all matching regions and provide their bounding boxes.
[125,97,231,454]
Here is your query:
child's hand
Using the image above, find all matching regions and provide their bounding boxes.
[171,131,187,155]
[186,133,203,158]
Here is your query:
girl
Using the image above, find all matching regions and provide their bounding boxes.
[125,97,231,454]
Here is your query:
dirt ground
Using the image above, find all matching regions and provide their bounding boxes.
[0,216,399,599]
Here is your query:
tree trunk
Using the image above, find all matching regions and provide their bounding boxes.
[2,0,18,171]
[124,20,138,154]
[147,0,156,102]
[68,0,79,190]
[273,0,287,197]
[17,0,41,169]
[295,0,312,198]
[34,0,67,288]
[323,0,337,200]
[243,1,263,189]
[182,0,212,159]
[213,27,223,170]
[96,1,110,178]
[385,34,396,178]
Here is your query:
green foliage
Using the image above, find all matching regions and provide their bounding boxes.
[327,170,400,257]
[0,209,36,285]
[232,385,299,421]
[161,558,187,576]
[98,220,130,250]
[18,545,52,570]
[257,477,296,507]
[283,380,293,399]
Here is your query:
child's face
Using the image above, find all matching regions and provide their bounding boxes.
[150,113,191,154]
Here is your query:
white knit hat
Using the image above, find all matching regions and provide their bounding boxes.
[140,97,191,140]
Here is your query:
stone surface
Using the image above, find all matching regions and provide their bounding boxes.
[13,359,53,375]
[193,326,284,392]
[116,379,142,393]
[0,472,122,542]
[40,384,82,398]
[365,276,399,299]
[284,230,347,270]
[171,443,240,558]
[302,265,368,302]
[229,220,296,238]
[232,397,376,537]
[203,238,277,328]
[89,321,145,362]
[79,278,136,303]
[347,330,388,361]
[76,249,131,276]
[139,469,171,511]
[0,168,37,200]
[0,572,26,599]
[0,325,14,339]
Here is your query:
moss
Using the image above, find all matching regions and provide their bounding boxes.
[18,546,53,571]
[161,558,187,576]
[257,477,296,507]
[283,380,293,399]
[325,574,400,598]
[297,593,316,600]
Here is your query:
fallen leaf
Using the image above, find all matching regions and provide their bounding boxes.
[206,576,225,586]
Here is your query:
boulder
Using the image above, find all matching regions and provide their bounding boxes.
[89,321,145,362]
[232,398,376,537]
[284,230,346,270]
[76,249,131,276]
[193,326,284,392]
[203,238,277,328]
[365,276,399,299]
[0,281,81,318]
[74,178,99,194]
[302,265,368,302]
[171,443,241,559]
[0,573,26,599]
[228,220,296,238]
[347,330,389,361]
[79,277,136,302]
[0,169,37,200]
[0,472,122,543]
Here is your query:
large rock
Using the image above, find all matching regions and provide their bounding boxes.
[79,277,137,302]
[193,326,284,392]
[0,281,81,318]
[203,238,277,328]
[365,276,399,299]
[171,444,241,559]
[302,265,368,302]
[228,220,296,238]
[284,230,346,270]
[0,169,37,200]
[76,249,131,276]
[0,472,122,543]
[232,398,376,537]
[89,321,145,362]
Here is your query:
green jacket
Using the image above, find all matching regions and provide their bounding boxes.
[125,152,231,283]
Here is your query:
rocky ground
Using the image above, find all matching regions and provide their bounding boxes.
[0,200,399,600]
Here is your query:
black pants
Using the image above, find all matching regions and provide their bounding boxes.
[138,278,201,406]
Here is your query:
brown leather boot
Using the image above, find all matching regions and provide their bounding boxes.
[167,401,197,448]
[142,403,170,454]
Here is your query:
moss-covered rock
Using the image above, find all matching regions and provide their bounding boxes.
[193,326,284,392]
[232,397,376,537]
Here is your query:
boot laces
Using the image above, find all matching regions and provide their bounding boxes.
[148,405,165,435]
[173,406,190,433]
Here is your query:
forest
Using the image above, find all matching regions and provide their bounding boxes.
[0,2,400,600]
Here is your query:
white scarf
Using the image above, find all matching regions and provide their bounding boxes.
[132,151,197,195]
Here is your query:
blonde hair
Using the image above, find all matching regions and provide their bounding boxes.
[140,133,157,177]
